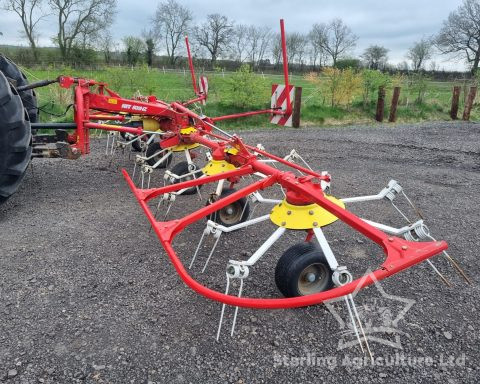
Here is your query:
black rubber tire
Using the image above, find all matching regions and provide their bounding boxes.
[275,242,333,298]
[0,71,32,204]
[146,142,172,168]
[0,54,38,124]
[169,161,202,195]
[207,188,250,227]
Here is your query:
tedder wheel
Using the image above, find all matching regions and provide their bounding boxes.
[0,71,32,204]
[275,242,333,297]
[0,54,38,125]
[169,161,202,195]
[208,188,250,227]
[146,142,172,168]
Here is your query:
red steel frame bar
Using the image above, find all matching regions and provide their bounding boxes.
[211,109,283,122]
[280,19,292,114]
[185,36,198,95]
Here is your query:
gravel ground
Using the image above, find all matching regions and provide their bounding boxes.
[0,121,479,383]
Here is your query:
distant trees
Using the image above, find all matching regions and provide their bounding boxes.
[123,36,145,66]
[309,19,358,66]
[194,14,233,65]
[48,0,117,60]
[407,38,433,71]
[436,0,480,73]
[153,0,192,65]
[1,0,46,60]
[362,45,389,69]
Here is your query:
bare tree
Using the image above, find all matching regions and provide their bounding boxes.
[49,0,116,60]
[318,18,358,66]
[123,36,145,66]
[153,0,192,66]
[98,32,116,64]
[271,33,282,68]
[436,0,480,73]
[308,23,328,68]
[194,13,233,65]
[407,38,433,71]
[229,24,249,62]
[246,26,272,68]
[2,0,46,60]
[362,45,389,69]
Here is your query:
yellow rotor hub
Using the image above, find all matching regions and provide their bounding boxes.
[270,196,346,229]
[202,159,237,176]
[168,127,200,151]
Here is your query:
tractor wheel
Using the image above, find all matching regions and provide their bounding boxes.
[169,161,202,195]
[0,54,38,124]
[207,188,250,227]
[275,242,333,297]
[0,71,32,204]
[146,142,172,168]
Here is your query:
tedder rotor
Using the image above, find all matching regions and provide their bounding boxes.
[0,20,471,359]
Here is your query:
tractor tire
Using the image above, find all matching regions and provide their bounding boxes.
[146,142,172,168]
[275,242,333,297]
[0,54,38,124]
[0,71,32,204]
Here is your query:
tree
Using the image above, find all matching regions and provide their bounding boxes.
[407,38,433,71]
[2,0,46,60]
[229,24,249,62]
[308,23,328,68]
[98,32,116,64]
[436,0,480,73]
[153,0,192,66]
[362,45,389,69]
[142,29,157,67]
[246,26,271,68]
[123,36,145,66]
[49,0,117,61]
[194,13,233,65]
[314,19,358,66]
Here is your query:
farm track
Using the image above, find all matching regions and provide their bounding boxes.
[0,121,479,383]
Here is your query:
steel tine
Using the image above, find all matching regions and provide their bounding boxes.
[230,279,244,337]
[348,294,373,363]
[428,235,472,285]
[402,191,424,220]
[189,231,206,269]
[162,201,173,221]
[443,251,473,285]
[216,275,231,342]
[201,233,222,273]
[343,296,364,353]
[426,259,452,287]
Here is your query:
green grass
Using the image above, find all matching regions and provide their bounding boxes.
[21,65,478,129]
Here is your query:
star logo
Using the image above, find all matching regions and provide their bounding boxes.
[325,269,415,350]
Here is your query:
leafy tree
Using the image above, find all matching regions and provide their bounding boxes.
[123,36,145,66]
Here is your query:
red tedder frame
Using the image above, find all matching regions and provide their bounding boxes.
[56,20,448,309]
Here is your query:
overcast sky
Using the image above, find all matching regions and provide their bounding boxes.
[0,0,466,70]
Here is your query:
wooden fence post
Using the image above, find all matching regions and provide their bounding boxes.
[463,86,477,121]
[376,86,385,122]
[388,87,401,122]
[450,86,461,120]
[292,87,302,128]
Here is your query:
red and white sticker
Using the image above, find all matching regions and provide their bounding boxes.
[270,84,294,127]
[198,76,208,105]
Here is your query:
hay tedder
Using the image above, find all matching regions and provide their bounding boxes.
[0,20,470,358]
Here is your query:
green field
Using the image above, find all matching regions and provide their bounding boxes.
[21,65,479,129]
